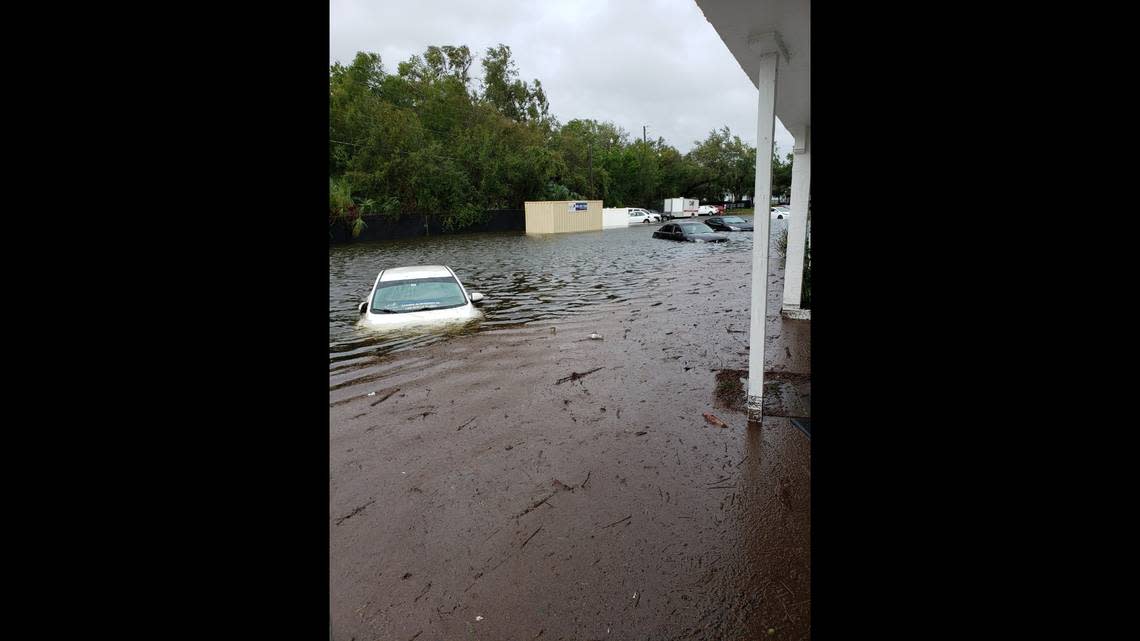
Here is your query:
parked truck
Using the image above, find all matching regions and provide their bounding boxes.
[663,197,699,219]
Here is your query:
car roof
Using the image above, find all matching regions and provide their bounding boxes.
[379,265,455,282]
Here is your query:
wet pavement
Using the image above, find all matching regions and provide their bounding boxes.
[330,219,810,640]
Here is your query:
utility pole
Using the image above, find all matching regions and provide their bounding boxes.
[642,125,647,208]
[588,139,593,199]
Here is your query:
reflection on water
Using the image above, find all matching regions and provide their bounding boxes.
[329,224,754,373]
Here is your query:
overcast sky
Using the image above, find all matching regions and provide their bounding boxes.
[330,0,794,155]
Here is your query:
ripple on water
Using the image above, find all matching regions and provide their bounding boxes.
[329,224,758,373]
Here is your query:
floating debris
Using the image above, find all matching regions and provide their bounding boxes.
[702,413,729,428]
[369,387,400,406]
[555,367,604,385]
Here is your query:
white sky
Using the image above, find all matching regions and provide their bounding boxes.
[330,0,795,155]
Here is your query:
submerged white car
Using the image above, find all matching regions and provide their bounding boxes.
[358,265,485,328]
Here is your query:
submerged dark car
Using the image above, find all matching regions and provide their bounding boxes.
[705,216,754,231]
[652,221,728,243]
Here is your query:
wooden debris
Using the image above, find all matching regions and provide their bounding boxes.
[369,388,400,406]
[521,526,543,548]
[702,412,729,428]
[599,515,632,529]
[334,499,375,526]
[555,367,604,385]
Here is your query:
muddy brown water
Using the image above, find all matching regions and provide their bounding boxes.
[331,223,750,372]
[330,219,809,641]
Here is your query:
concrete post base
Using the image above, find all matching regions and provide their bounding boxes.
[747,396,764,423]
[780,306,811,320]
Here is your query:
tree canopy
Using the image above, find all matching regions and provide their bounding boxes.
[330,44,786,232]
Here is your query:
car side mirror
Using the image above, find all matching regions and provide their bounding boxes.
[358,301,367,314]
[470,292,484,304]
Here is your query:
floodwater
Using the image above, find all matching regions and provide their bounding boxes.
[331,224,748,371]
[329,217,810,641]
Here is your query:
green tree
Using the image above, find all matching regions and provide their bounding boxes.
[771,152,793,203]
[329,177,366,239]
[684,127,758,203]
[423,45,474,86]
[480,44,550,124]
[726,140,756,202]
[329,44,772,238]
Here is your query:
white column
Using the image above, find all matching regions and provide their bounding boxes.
[782,127,811,310]
[747,51,779,421]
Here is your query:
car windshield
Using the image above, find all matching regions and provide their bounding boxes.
[679,223,715,234]
[371,276,467,313]
[721,217,746,223]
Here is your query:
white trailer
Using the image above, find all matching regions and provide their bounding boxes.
[663,197,699,219]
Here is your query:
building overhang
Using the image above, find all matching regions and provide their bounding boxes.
[693,0,810,138]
